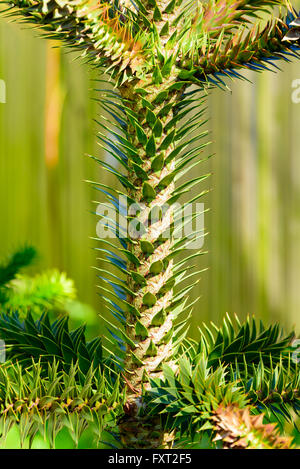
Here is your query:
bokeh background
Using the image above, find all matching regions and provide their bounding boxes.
[1,14,300,344]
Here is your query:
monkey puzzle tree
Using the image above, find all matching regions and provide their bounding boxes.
[0,0,300,449]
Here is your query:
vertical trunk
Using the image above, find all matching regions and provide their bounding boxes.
[118,78,183,448]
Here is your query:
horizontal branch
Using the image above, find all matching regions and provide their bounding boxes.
[2,0,146,78]
[179,16,300,84]
[202,0,287,37]
[0,360,123,447]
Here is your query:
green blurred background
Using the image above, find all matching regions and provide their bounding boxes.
[1,16,300,342]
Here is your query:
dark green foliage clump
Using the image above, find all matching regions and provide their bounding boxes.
[147,317,300,440]
[191,314,294,368]
[0,246,37,302]
[0,245,36,287]
[0,311,103,375]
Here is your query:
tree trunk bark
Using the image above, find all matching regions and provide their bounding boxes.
[118,78,183,448]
